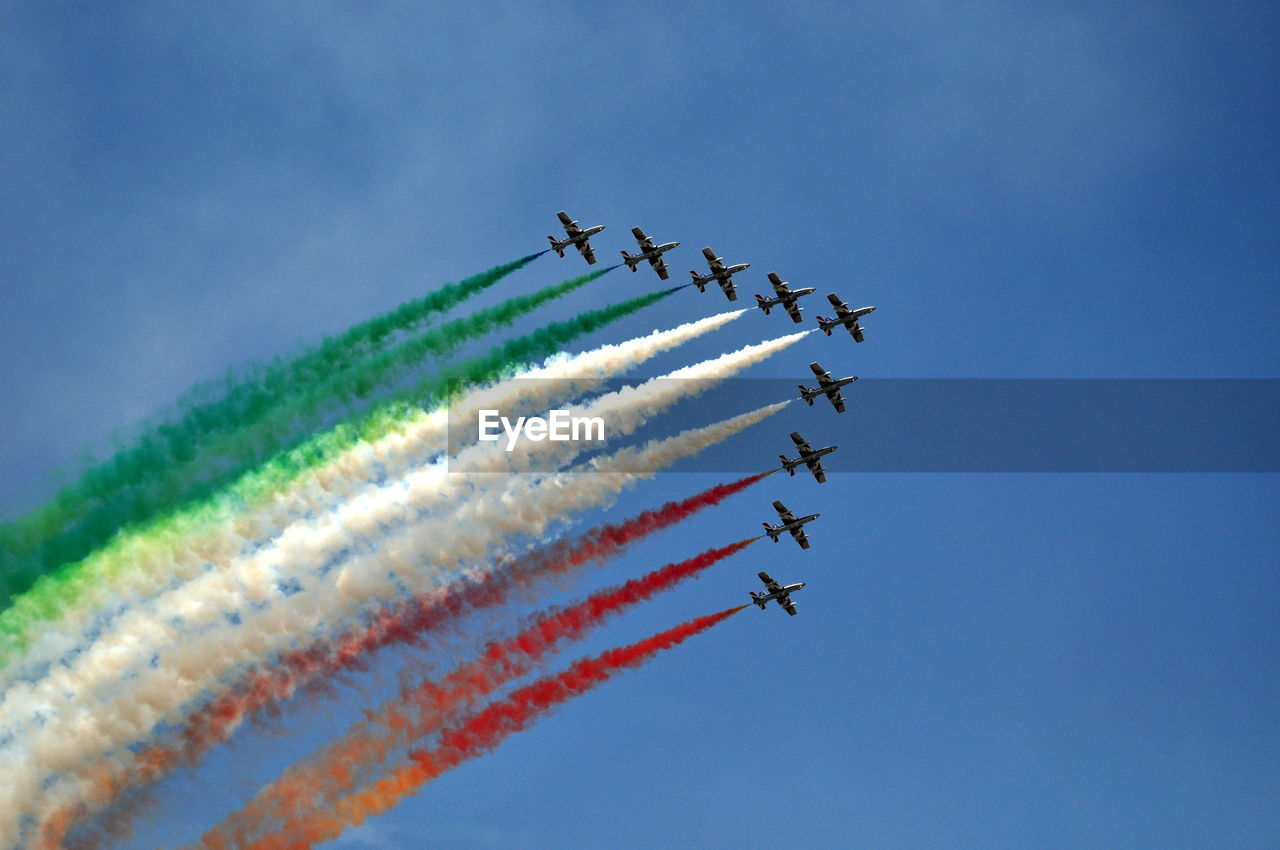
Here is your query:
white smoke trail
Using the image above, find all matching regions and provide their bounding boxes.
[3,399,788,845]
[0,311,746,697]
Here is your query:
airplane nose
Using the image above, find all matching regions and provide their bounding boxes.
[867,306,877,312]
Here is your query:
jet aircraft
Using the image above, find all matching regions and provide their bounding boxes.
[547,210,605,265]
[798,361,858,413]
[754,272,816,323]
[750,570,806,616]
[816,292,877,342]
[620,226,679,279]
[689,246,748,301]
[778,431,837,483]
[762,500,820,549]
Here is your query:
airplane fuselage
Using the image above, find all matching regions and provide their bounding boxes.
[751,582,806,609]
[799,376,856,402]
[763,514,820,540]
[759,286,816,308]
[780,446,836,474]
[694,262,749,283]
[818,304,876,329]
[638,241,678,259]
[550,224,605,250]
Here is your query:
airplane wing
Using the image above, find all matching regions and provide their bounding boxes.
[805,457,827,483]
[810,362,831,381]
[772,500,796,522]
[783,298,804,323]
[827,292,848,311]
[789,525,811,549]
[718,278,738,300]
[702,247,725,272]
[789,432,814,454]
[631,226,656,250]
[557,210,576,227]
[768,273,788,296]
[848,322,865,343]
[780,595,798,616]
[648,254,670,280]
[826,387,846,413]
[757,570,783,593]
[575,241,597,264]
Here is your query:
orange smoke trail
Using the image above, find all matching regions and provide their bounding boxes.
[248,605,749,849]
[48,474,771,846]
[198,541,756,849]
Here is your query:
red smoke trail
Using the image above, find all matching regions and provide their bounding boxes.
[247,605,748,849]
[50,473,770,847]
[199,539,756,849]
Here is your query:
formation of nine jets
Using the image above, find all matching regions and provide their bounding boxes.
[550,210,879,617]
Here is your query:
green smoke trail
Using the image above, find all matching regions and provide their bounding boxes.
[0,254,540,598]
[0,285,680,671]
[0,260,603,607]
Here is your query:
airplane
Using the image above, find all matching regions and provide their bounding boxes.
[798,361,858,413]
[778,431,837,483]
[547,210,606,265]
[762,499,820,549]
[754,272,816,323]
[816,292,877,342]
[750,570,806,616]
[689,246,749,301]
[620,226,680,279]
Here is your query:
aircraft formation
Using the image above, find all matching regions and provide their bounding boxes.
[550,210,880,617]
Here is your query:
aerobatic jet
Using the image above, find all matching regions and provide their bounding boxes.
[798,361,858,412]
[689,246,749,301]
[762,500,820,549]
[754,272,816,323]
[778,431,837,483]
[620,226,679,279]
[816,292,877,342]
[547,210,605,265]
[750,570,806,616]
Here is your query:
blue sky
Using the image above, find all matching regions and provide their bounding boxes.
[2,2,1278,847]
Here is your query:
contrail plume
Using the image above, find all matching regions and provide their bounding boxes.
[0,320,777,715]
[197,539,756,849]
[0,287,688,679]
[0,262,602,610]
[3,333,796,732]
[231,605,748,849]
[35,473,771,845]
[0,404,786,844]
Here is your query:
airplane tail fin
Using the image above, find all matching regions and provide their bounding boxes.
[754,294,772,315]
[763,523,778,540]
[817,317,833,335]
[750,592,767,609]
[620,250,638,270]
[799,386,814,405]
[547,236,565,257]
[689,271,707,291]
[780,455,795,475]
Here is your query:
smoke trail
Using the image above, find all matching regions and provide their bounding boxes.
[1,321,781,719]
[1,311,747,700]
[0,255,539,601]
[235,605,749,849]
[198,539,756,848]
[0,286,684,677]
[8,336,799,743]
[0,261,598,609]
[3,327,796,723]
[3,371,783,761]
[0,404,786,844]
[37,473,772,845]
